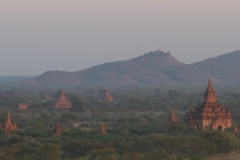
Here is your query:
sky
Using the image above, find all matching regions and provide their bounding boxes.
[0,0,240,75]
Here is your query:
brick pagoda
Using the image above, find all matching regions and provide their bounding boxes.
[53,122,63,134]
[185,79,232,130]
[55,90,72,108]
[166,109,179,123]
[5,113,18,133]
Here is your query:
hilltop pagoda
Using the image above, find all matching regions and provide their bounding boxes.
[185,79,232,130]
[100,123,106,134]
[104,88,113,101]
[53,122,63,134]
[55,90,72,108]
[166,109,179,123]
[5,113,18,133]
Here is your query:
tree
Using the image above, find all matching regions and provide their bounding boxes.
[39,144,61,160]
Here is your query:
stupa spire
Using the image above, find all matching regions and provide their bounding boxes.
[166,108,179,123]
[204,78,217,103]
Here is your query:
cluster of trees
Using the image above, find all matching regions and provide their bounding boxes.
[0,123,238,159]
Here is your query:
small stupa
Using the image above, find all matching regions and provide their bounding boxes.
[100,123,106,134]
[234,124,238,133]
[55,90,72,108]
[104,88,113,101]
[5,113,18,133]
[53,122,63,134]
[166,109,179,123]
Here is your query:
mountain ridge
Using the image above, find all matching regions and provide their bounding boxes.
[18,50,240,85]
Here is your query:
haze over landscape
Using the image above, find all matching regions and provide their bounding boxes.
[2,2,240,160]
[1,0,240,75]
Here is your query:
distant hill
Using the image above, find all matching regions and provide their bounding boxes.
[19,50,240,85]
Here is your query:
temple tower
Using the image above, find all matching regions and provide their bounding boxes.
[166,109,179,123]
[100,123,106,134]
[55,90,72,108]
[185,79,232,130]
[5,113,18,133]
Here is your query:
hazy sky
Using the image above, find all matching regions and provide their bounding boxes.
[1,0,240,75]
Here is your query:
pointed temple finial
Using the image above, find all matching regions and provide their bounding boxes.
[204,78,217,103]
[208,78,213,89]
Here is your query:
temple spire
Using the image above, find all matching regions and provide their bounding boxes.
[207,78,213,89]
[5,113,18,133]
[166,108,179,123]
[204,78,217,103]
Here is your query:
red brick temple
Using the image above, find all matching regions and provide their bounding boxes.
[55,90,72,108]
[53,122,63,134]
[104,88,113,101]
[166,109,179,123]
[100,123,106,134]
[5,113,18,133]
[185,79,232,130]
[18,103,28,110]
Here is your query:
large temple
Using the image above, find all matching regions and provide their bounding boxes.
[104,88,113,101]
[185,79,232,130]
[55,90,72,109]
[5,113,18,133]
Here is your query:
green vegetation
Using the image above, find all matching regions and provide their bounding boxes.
[0,86,239,159]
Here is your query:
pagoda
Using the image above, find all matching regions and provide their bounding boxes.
[104,88,113,101]
[185,79,232,130]
[5,113,18,133]
[55,90,72,108]
[165,109,179,123]
[53,122,63,134]
[100,123,106,134]
[234,124,238,133]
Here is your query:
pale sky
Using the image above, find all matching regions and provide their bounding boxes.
[0,0,240,75]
